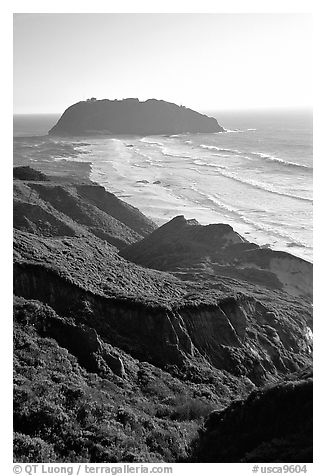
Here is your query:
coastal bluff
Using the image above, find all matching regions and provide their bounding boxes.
[48,98,224,136]
[13,167,312,463]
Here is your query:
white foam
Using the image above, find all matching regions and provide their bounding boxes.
[221,128,256,133]
[161,148,192,159]
[215,168,312,203]
[192,158,312,203]
[224,128,244,133]
[247,151,312,170]
[140,137,164,146]
[197,142,311,170]
[199,144,242,154]
[200,192,310,248]
[133,149,154,161]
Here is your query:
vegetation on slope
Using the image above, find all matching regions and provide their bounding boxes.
[14,296,244,463]
[190,372,312,462]
[13,169,313,463]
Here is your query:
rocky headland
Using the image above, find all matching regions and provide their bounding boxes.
[120,215,313,300]
[48,98,224,136]
[13,165,312,463]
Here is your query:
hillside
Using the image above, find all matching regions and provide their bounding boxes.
[191,371,312,462]
[14,167,156,248]
[48,98,224,136]
[13,168,313,462]
[121,215,313,300]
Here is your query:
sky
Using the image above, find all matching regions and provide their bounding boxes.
[13,13,312,114]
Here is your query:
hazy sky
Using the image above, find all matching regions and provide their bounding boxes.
[13,13,312,114]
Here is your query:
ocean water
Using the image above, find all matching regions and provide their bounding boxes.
[13,109,313,262]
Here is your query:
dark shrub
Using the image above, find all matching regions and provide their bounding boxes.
[14,433,56,462]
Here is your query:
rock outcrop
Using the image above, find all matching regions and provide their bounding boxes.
[121,215,313,300]
[48,98,224,136]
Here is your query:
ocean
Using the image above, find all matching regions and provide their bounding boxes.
[13,109,313,262]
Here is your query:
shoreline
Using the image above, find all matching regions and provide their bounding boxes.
[13,125,312,264]
[87,154,313,264]
[13,155,313,266]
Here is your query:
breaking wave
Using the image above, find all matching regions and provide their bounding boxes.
[198,144,312,170]
[199,145,242,154]
[192,189,310,248]
[240,151,312,170]
[192,160,312,202]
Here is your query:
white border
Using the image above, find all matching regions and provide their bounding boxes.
[3,1,324,473]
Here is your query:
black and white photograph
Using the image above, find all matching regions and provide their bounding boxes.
[10,5,315,471]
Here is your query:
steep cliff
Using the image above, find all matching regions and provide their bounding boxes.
[14,296,230,463]
[14,217,312,385]
[48,98,224,136]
